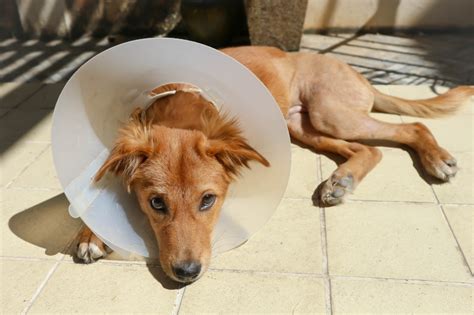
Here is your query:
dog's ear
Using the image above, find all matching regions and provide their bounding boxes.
[204,114,269,177]
[207,138,270,176]
[95,109,154,192]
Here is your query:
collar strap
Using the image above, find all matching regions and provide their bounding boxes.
[140,83,218,121]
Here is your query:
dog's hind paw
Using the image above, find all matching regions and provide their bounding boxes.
[320,173,354,206]
[421,148,458,182]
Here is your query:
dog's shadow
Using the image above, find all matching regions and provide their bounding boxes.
[8,193,83,256]
[291,138,447,207]
[7,193,185,290]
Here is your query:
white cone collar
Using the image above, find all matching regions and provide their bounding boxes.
[51,38,291,258]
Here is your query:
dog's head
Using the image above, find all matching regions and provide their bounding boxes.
[95,96,269,283]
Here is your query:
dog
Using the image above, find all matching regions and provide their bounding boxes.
[76,46,473,283]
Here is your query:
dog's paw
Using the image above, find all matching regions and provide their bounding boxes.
[77,241,107,264]
[421,148,457,182]
[76,229,109,264]
[320,173,354,206]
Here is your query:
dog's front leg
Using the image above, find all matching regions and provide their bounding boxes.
[76,226,110,263]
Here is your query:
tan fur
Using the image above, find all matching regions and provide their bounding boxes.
[373,86,474,117]
[222,46,472,205]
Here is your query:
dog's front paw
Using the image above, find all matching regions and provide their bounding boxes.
[320,173,354,206]
[421,148,457,181]
[76,227,109,264]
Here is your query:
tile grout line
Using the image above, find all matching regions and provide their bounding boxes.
[3,255,471,287]
[330,274,473,288]
[0,82,45,118]
[20,257,62,314]
[318,155,333,315]
[430,185,473,276]
[207,268,324,278]
[4,144,51,189]
[1,256,62,262]
[282,196,473,207]
[170,287,186,315]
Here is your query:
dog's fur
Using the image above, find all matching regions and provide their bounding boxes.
[77,83,269,282]
[77,46,473,282]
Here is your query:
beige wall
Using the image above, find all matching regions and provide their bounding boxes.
[304,0,474,31]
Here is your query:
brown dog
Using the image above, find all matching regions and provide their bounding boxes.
[77,82,269,283]
[77,46,473,282]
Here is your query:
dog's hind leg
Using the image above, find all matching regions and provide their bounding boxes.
[307,102,457,182]
[287,107,382,205]
[76,226,110,263]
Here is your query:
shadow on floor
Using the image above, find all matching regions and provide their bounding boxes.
[8,193,82,256]
[7,192,185,289]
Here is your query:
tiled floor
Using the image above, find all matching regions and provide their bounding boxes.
[1,34,473,313]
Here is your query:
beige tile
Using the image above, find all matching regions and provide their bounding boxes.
[443,204,473,272]
[432,152,473,204]
[321,149,437,203]
[180,271,326,314]
[212,199,322,274]
[17,83,65,109]
[0,82,42,108]
[0,109,53,145]
[326,202,471,282]
[29,263,179,314]
[10,147,62,190]
[1,190,81,259]
[401,114,473,153]
[284,145,320,199]
[1,260,55,314]
[332,278,472,314]
[0,141,49,188]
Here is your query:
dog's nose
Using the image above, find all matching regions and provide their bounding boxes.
[172,261,202,281]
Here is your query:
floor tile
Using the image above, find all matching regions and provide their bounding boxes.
[0,108,53,147]
[0,260,55,314]
[325,202,471,282]
[0,141,49,188]
[321,149,437,203]
[0,108,10,117]
[0,82,42,108]
[17,83,65,109]
[284,146,320,199]
[180,271,326,314]
[1,190,81,259]
[401,114,473,153]
[28,263,179,314]
[432,152,473,204]
[211,199,322,274]
[332,278,472,314]
[443,204,473,272]
[10,146,62,190]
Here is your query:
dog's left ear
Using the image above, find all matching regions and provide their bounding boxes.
[203,113,270,177]
[207,137,270,177]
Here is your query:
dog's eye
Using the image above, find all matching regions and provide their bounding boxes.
[200,194,216,211]
[150,197,167,213]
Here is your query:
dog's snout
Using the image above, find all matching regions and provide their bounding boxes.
[173,261,202,281]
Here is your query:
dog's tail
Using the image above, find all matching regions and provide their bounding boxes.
[372,86,473,118]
